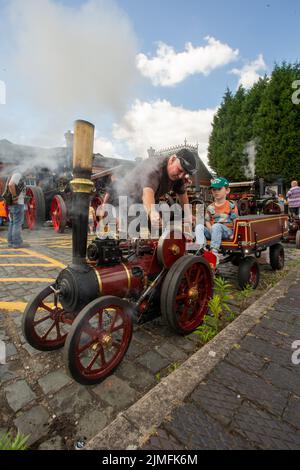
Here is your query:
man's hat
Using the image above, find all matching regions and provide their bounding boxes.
[175,149,197,175]
[210,176,229,189]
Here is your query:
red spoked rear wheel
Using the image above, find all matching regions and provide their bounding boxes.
[64,296,133,385]
[50,195,67,233]
[161,255,213,334]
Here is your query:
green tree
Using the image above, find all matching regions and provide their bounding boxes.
[208,62,300,184]
[253,62,300,182]
[208,87,246,180]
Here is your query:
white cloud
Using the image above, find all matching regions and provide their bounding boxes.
[136,36,239,86]
[94,135,123,159]
[231,54,267,89]
[113,99,217,165]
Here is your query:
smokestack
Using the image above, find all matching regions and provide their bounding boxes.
[70,120,95,267]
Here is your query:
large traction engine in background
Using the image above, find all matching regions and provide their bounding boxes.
[22,120,213,385]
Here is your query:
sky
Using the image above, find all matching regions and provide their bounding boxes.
[0,0,299,166]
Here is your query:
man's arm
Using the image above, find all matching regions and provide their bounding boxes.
[143,187,160,227]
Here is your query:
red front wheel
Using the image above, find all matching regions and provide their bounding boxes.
[64,296,133,385]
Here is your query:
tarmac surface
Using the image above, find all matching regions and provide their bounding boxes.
[0,224,300,450]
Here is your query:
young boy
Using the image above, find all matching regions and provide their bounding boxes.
[195,177,238,264]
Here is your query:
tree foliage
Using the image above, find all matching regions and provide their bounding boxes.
[208,62,300,183]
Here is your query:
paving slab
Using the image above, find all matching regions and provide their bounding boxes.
[137,350,170,374]
[38,370,71,395]
[4,380,36,412]
[14,406,50,446]
[92,376,138,410]
[38,435,63,450]
[49,384,93,417]
[75,408,113,441]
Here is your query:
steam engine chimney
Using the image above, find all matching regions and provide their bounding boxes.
[70,120,95,267]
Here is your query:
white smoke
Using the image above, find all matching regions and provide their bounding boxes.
[244,140,256,179]
[2,0,138,146]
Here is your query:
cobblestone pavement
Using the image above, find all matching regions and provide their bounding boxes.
[141,280,300,450]
[0,225,300,450]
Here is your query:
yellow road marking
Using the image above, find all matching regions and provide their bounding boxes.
[0,278,55,282]
[0,263,58,267]
[0,301,27,312]
[0,254,36,258]
[0,301,57,312]
[16,248,67,269]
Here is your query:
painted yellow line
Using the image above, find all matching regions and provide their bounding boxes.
[17,248,67,269]
[0,263,57,267]
[0,278,55,282]
[0,301,27,312]
[0,254,35,258]
[0,239,67,267]
[0,301,57,312]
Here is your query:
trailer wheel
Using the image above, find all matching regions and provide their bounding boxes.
[296,230,300,249]
[238,257,260,290]
[64,296,133,385]
[25,186,46,230]
[269,243,285,270]
[50,195,67,233]
[22,285,71,351]
[160,255,213,335]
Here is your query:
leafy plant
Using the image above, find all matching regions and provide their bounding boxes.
[236,283,253,307]
[214,276,235,319]
[155,372,161,383]
[0,432,29,450]
[193,320,216,343]
[208,295,223,332]
[167,362,180,374]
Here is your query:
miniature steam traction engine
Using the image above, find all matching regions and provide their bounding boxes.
[22,121,214,385]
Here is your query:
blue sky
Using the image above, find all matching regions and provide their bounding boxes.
[0,0,299,164]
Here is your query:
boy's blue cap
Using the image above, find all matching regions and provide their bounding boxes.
[210,177,229,189]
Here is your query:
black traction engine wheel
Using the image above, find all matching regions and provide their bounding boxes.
[25,186,46,230]
[238,257,260,289]
[64,296,133,385]
[160,255,213,335]
[22,285,72,351]
[269,243,285,270]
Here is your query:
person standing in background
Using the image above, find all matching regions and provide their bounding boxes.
[286,180,300,217]
[7,171,30,248]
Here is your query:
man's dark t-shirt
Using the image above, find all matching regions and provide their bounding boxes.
[118,157,186,203]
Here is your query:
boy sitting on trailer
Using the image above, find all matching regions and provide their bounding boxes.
[195,177,238,265]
